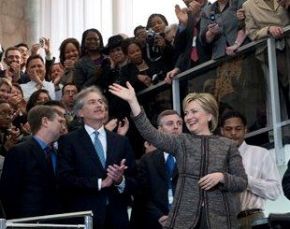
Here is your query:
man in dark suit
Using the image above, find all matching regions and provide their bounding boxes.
[130,110,183,229]
[57,86,136,229]
[0,105,65,218]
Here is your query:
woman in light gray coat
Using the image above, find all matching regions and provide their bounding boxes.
[109,82,247,229]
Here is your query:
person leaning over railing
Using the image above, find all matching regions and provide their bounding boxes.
[243,0,290,117]
[165,0,211,83]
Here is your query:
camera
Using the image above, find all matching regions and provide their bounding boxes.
[146,29,158,46]
[39,38,45,48]
[209,11,216,22]
[145,29,163,62]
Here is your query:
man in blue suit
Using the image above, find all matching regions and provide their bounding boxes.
[57,86,136,229]
[0,105,65,218]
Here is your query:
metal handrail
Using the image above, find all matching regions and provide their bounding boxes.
[137,25,290,97]
[0,211,93,229]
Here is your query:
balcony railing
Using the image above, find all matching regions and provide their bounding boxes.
[0,211,93,229]
[137,25,290,165]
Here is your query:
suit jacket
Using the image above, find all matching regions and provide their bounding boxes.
[0,137,61,219]
[243,0,290,41]
[130,150,178,229]
[57,127,137,228]
[174,9,211,72]
[200,0,245,59]
[73,56,111,90]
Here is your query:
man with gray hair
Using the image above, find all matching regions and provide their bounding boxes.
[57,86,136,229]
[0,105,65,218]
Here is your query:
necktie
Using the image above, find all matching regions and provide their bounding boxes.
[166,154,175,189]
[191,28,199,62]
[94,131,106,168]
[44,145,55,173]
[166,153,175,209]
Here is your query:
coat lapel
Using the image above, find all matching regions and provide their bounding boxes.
[153,151,168,182]
[105,130,118,168]
[255,0,273,11]
[29,138,54,178]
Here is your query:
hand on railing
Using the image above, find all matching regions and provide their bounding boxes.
[165,67,180,84]
[268,26,284,39]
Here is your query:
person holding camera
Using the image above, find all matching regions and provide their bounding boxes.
[145,14,175,82]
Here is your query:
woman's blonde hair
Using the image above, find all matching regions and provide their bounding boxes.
[182,92,218,132]
[0,78,12,91]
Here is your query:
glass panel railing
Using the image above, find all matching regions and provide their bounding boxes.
[177,45,268,138]
[137,83,172,126]
[136,26,290,161]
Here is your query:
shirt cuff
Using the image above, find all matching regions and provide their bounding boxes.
[115,176,125,193]
[98,178,102,190]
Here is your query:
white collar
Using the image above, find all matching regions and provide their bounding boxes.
[84,124,105,136]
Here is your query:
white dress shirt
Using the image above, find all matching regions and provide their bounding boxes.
[20,80,56,101]
[84,124,125,192]
[239,141,282,211]
[85,124,107,160]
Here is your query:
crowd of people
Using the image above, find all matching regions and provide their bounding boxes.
[0,0,290,228]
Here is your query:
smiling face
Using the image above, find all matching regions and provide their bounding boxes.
[85,31,101,52]
[64,42,79,62]
[78,92,106,124]
[5,49,22,67]
[183,100,212,135]
[109,46,127,65]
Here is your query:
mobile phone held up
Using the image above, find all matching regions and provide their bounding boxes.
[39,38,45,48]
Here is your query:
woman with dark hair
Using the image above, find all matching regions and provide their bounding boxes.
[146,13,168,33]
[74,28,110,90]
[122,39,163,90]
[26,89,51,112]
[59,38,80,84]
[144,14,175,80]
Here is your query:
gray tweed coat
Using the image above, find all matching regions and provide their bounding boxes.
[133,111,247,229]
